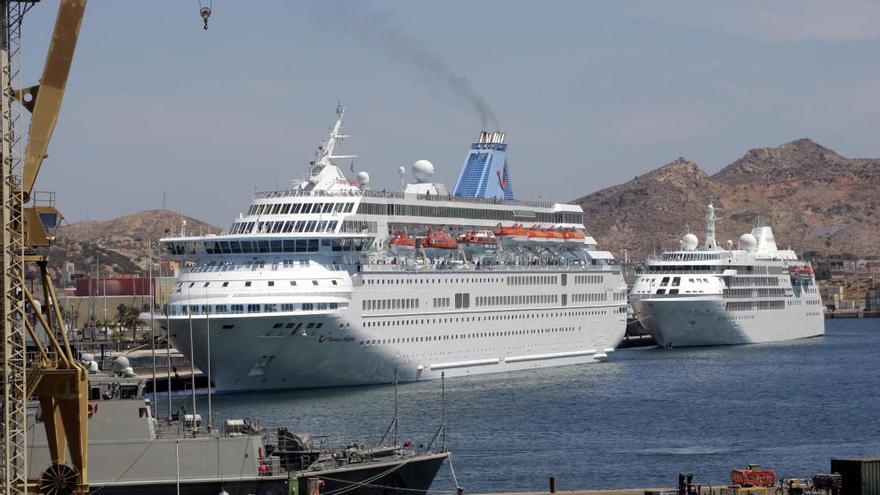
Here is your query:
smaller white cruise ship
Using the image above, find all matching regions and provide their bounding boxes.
[629,204,824,347]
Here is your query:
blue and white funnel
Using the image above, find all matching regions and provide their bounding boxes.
[452,131,514,200]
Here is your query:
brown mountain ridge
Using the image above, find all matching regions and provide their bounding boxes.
[574,138,880,260]
[46,210,221,279]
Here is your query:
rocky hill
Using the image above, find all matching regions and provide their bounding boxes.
[41,139,880,279]
[47,210,221,278]
[574,139,880,260]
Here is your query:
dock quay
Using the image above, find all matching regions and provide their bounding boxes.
[474,489,674,495]
[825,310,880,319]
[143,370,209,393]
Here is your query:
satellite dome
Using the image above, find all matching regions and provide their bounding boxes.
[356,171,370,185]
[412,159,435,183]
[725,239,734,250]
[88,361,99,373]
[81,353,95,363]
[112,356,130,372]
[681,233,699,251]
[738,233,757,251]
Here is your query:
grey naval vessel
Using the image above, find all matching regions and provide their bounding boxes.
[27,357,449,495]
[159,105,628,392]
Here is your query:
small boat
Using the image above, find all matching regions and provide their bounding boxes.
[543,228,565,244]
[389,231,415,255]
[457,230,498,255]
[494,224,528,245]
[562,229,586,242]
[526,227,549,243]
[422,228,458,255]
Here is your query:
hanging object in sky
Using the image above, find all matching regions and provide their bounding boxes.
[199,0,212,30]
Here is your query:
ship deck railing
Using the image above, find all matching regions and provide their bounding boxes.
[356,261,620,274]
[254,187,558,209]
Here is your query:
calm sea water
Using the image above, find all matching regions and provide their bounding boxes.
[184,319,879,492]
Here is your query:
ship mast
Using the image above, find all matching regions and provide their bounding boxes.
[704,203,718,250]
[309,102,355,178]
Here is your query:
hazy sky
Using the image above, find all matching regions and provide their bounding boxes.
[21,1,880,228]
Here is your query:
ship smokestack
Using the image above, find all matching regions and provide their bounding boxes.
[452,130,513,200]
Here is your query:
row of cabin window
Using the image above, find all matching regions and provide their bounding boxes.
[571,293,608,303]
[246,201,355,216]
[476,294,559,306]
[230,219,339,235]
[182,259,308,275]
[725,300,786,311]
[176,279,337,290]
[360,326,579,346]
[361,308,612,329]
[507,275,559,286]
[433,297,451,308]
[355,201,582,224]
[723,288,787,298]
[725,276,781,287]
[362,298,420,311]
[168,238,321,256]
[365,276,504,285]
[661,252,724,261]
[168,302,341,315]
[574,275,604,284]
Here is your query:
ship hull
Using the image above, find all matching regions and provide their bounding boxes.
[631,297,825,347]
[169,296,627,392]
[76,453,447,495]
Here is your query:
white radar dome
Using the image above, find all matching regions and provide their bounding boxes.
[112,356,130,372]
[412,159,435,183]
[680,233,699,251]
[738,233,757,251]
[356,171,370,185]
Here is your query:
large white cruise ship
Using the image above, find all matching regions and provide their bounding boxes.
[629,204,824,347]
[160,105,627,392]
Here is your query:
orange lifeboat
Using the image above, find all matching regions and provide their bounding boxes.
[423,228,458,252]
[544,228,565,243]
[526,227,549,243]
[494,224,529,245]
[457,230,498,254]
[389,231,415,255]
[562,229,586,242]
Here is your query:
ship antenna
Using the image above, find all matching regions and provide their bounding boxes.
[379,366,401,446]
[424,371,447,453]
[394,367,400,446]
[441,371,447,451]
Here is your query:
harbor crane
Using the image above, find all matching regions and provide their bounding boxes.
[1,1,89,494]
[1,1,217,492]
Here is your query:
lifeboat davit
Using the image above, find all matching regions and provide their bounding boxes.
[389,232,415,255]
[422,228,458,256]
[457,230,498,254]
[494,224,528,245]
